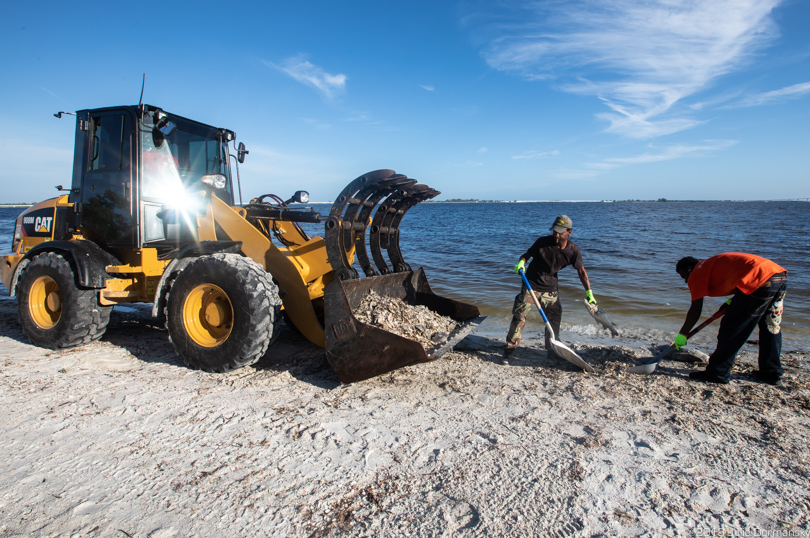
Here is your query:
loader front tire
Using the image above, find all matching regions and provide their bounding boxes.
[166,253,281,372]
[17,252,112,349]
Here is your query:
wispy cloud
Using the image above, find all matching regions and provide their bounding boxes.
[601,140,738,165]
[549,169,602,181]
[512,149,560,159]
[301,118,332,130]
[264,54,347,99]
[549,140,737,180]
[236,144,346,198]
[344,113,367,122]
[420,84,436,92]
[40,87,61,99]
[472,0,782,138]
[732,81,810,107]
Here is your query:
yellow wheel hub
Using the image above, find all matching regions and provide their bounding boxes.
[29,275,62,329]
[183,284,234,347]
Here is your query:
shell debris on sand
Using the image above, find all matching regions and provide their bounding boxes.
[354,290,459,349]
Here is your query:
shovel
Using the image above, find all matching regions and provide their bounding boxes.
[628,304,728,374]
[519,269,594,373]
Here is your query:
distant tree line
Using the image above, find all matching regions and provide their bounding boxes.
[428,198,500,203]
[429,198,680,203]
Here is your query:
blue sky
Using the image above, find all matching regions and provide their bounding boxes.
[1,0,808,202]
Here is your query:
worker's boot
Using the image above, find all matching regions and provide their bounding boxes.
[501,346,516,365]
[688,370,729,385]
[751,370,783,387]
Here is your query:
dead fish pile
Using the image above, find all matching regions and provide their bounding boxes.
[354,290,459,349]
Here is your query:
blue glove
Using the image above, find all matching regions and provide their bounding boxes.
[585,290,597,305]
[674,333,687,350]
[514,259,525,274]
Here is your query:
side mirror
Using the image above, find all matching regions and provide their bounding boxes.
[156,117,176,137]
[237,142,249,164]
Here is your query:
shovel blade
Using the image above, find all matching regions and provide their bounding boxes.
[628,362,658,374]
[548,332,594,373]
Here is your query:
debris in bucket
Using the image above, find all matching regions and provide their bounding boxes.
[354,290,459,349]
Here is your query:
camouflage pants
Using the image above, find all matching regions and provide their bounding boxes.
[505,287,562,352]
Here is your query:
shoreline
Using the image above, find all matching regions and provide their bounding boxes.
[2,200,809,207]
[471,314,810,355]
[1,296,808,536]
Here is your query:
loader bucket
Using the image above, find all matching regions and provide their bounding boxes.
[322,170,484,383]
[324,268,484,383]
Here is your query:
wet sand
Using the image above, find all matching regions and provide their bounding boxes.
[1,297,809,537]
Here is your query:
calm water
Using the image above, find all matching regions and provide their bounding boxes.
[1,201,808,350]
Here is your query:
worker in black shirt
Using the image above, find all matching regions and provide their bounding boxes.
[503,215,596,363]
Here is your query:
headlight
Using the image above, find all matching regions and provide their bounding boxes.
[201,174,227,189]
[285,190,310,204]
[12,223,21,252]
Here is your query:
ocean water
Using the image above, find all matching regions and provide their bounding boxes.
[1,201,808,351]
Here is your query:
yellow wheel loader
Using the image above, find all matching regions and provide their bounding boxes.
[1,104,482,382]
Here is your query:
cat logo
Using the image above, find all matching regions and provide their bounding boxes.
[35,216,54,233]
[22,210,56,237]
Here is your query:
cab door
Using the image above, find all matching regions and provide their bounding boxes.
[76,109,136,247]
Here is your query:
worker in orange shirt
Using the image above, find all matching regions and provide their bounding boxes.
[675,253,787,385]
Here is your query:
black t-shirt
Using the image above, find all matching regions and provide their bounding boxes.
[521,235,584,292]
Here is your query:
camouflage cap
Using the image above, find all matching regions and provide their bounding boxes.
[550,214,572,233]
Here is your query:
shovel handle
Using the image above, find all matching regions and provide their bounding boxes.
[518,269,551,324]
[669,304,728,354]
[687,303,728,338]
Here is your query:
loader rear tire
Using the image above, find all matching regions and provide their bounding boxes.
[165,253,281,372]
[17,252,111,349]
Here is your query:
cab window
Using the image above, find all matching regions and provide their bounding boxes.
[89,115,125,171]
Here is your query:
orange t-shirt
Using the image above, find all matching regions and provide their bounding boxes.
[688,253,786,300]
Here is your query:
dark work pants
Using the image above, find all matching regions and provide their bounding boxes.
[705,274,787,382]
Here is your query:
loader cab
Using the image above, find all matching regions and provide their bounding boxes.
[69,104,236,251]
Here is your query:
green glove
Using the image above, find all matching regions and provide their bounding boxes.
[674,333,687,350]
[514,259,525,274]
[585,289,597,305]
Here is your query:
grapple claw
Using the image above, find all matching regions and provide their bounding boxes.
[374,184,439,273]
[324,170,418,280]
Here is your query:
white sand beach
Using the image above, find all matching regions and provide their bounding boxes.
[1,296,808,537]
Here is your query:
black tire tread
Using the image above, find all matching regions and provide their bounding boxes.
[165,253,281,372]
[17,251,111,349]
